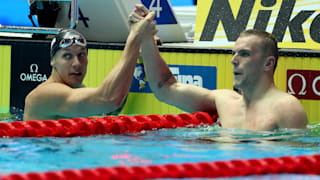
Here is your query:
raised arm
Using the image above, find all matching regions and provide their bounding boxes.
[140,36,217,115]
[124,4,216,114]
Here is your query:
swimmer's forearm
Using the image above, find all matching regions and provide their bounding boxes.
[141,39,177,95]
[141,39,217,114]
[97,33,141,108]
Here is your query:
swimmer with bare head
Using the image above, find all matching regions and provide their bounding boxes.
[129,4,308,131]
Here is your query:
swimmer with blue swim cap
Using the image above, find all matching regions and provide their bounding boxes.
[24,10,158,121]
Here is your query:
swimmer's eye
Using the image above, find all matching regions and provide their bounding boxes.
[238,50,251,57]
[78,52,87,58]
[62,53,73,60]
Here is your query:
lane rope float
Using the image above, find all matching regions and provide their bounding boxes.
[2,112,318,179]
[1,154,319,179]
[0,112,218,137]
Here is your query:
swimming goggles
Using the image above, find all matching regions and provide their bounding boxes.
[59,37,87,48]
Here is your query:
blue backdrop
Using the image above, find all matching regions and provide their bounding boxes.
[0,0,195,27]
[0,0,35,26]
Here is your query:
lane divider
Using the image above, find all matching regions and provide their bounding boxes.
[2,154,319,179]
[0,112,218,137]
[2,112,318,179]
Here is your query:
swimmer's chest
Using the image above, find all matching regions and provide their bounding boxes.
[217,100,277,130]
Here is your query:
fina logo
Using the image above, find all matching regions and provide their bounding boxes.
[170,67,203,87]
[20,63,48,82]
[130,64,217,93]
[133,64,147,90]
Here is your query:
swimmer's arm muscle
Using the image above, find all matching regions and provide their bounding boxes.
[90,13,157,113]
[95,32,141,107]
[141,39,217,114]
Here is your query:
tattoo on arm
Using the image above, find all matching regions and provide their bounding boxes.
[158,71,174,89]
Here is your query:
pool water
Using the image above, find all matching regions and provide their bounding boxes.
[0,122,319,179]
[0,107,24,122]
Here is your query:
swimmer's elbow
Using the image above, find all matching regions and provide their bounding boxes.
[93,96,121,113]
[153,77,178,102]
[154,92,167,102]
[113,95,126,108]
[151,84,169,101]
[153,87,177,106]
[105,94,127,110]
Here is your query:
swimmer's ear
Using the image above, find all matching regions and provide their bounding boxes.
[264,56,275,71]
[50,58,56,67]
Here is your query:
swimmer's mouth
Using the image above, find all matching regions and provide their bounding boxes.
[233,72,242,76]
[70,72,82,76]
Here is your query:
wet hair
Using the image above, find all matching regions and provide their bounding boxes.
[239,29,279,72]
[50,29,87,59]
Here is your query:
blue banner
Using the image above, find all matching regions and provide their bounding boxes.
[130,64,217,93]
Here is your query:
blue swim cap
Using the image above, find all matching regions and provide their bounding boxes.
[50,29,87,59]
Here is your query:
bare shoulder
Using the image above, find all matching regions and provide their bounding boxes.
[24,82,67,120]
[210,89,242,113]
[273,91,305,112]
[27,82,71,99]
[272,90,308,128]
[211,89,241,100]
[25,82,72,110]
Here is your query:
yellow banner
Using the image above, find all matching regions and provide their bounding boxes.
[194,0,320,50]
[0,45,11,111]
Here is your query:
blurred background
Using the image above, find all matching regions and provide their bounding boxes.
[0,0,197,41]
[0,0,196,27]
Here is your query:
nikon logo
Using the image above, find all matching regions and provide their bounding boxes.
[200,0,320,43]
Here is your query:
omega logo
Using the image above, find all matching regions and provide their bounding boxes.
[312,76,320,96]
[287,70,320,100]
[20,63,48,82]
[29,63,38,73]
[287,73,307,95]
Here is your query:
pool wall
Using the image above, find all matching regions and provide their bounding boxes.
[0,40,319,123]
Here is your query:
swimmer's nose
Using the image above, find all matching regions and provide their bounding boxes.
[231,54,239,67]
[72,57,81,68]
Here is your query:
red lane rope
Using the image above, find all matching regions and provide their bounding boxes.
[2,154,319,180]
[2,112,318,179]
[0,112,217,137]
